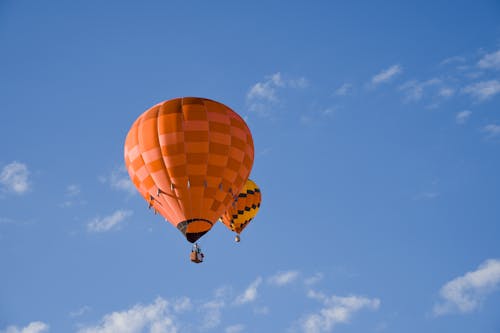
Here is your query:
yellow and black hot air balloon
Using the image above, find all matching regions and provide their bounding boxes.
[124,97,254,248]
[220,179,261,242]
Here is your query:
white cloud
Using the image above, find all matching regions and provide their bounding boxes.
[306,290,328,302]
[398,78,440,102]
[66,184,81,197]
[70,305,92,318]
[455,110,472,124]
[440,56,466,66]
[100,167,136,195]
[321,107,336,117]
[246,73,308,115]
[398,80,423,101]
[87,210,133,232]
[371,65,402,85]
[0,322,49,333]
[0,162,30,194]
[247,72,283,102]
[478,50,500,70]
[268,270,300,286]
[77,297,179,333]
[433,259,500,316]
[462,80,500,101]
[334,83,352,96]
[482,124,500,138]
[225,324,245,333]
[253,306,270,315]
[305,273,324,286]
[234,277,262,305]
[288,77,309,89]
[299,293,380,333]
[61,184,86,207]
[200,299,225,330]
[438,87,455,98]
[172,297,191,313]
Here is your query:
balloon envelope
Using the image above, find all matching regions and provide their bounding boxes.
[220,179,261,235]
[124,97,254,242]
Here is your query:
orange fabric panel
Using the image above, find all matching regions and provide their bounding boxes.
[124,97,254,242]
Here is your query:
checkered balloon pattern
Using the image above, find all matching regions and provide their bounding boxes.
[124,97,254,243]
[220,179,261,235]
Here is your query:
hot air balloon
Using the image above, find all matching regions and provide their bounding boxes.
[124,97,254,261]
[220,179,261,242]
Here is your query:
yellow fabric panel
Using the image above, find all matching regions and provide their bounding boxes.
[221,179,261,234]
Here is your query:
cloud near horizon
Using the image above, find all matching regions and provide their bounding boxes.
[433,258,500,316]
[77,297,180,333]
[0,321,49,333]
[297,291,380,333]
[8,269,382,333]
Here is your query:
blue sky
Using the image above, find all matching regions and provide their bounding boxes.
[1,0,500,332]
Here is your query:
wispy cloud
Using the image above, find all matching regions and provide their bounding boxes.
[225,324,245,333]
[438,87,455,98]
[455,110,472,124]
[440,56,466,66]
[462,80,500,101]
[66,184,81,196]
[65,271,380,332]
[433,259,500,316]
[172,297,192,313]
[70,305,92,318]
[0,162,30,195]
[200,299,225,330]
[371,65,402,85]
[414,191,440,200]
[0,321,49,333]
[0,217,15,224]
[482,124,500,138]
[254,306,270,315]
[87,210,133,232]
[77,297,179,333]
[246,73,308,115]
[247,73,284,103]
[99,167,136,195]
[61,184,86,207]
[268,270,300,286]
[398,78,440,102]
[304,273,324,286]
[234,277,262,305]
[334,83,352,96]
[478,50,500,70]
[298,292,380,333]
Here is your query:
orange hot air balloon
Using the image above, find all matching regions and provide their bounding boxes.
[124,97,254,243]
[220,179,261,242]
